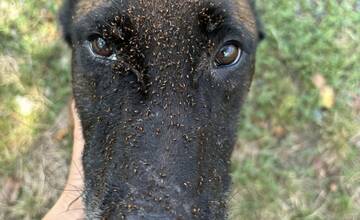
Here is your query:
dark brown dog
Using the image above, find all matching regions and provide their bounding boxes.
[60,0,263,219]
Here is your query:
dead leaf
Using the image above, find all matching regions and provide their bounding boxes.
[1,177,21,204]
[272,125,286,139]
[313,156,327,178]
[312,73,326,89]
[54,127,69,141]
[353,95,360,114]
[311,74,336,109]
[330,182,338,192]
[320,86,335,109]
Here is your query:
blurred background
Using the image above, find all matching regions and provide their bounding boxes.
[0,0,359,219]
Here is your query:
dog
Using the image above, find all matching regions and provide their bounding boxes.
[60,0,263,219]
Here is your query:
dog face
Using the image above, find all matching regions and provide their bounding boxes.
[60,0,263,219]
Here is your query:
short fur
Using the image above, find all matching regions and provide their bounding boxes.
[59,0,263,219]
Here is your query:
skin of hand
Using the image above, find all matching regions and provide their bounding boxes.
[43,101,85,220]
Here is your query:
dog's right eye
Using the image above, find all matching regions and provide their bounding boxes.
[89,36,115,58]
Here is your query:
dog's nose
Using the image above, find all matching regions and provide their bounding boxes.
[126,213,173,220]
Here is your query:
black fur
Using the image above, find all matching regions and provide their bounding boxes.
[58,0,77,45]
[59,0,263,219]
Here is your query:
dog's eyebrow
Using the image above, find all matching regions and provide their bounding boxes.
[73,5,131,38]
[198,2,257,52]
[74,0,111,22]
[75,7,111,26]
[233,0,257,34]
[217,21,256,53]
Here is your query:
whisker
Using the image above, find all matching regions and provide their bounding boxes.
[66,193,84,212]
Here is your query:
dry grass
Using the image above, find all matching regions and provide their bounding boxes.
[0,106,72,219]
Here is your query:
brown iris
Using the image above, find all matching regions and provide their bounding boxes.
[90,37,113,57]
[214,44,241,67]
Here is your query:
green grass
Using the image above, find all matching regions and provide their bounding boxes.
[0,0,70,173]
[230,1,360,219]
[0,1,71,218]
[0,0,359,219]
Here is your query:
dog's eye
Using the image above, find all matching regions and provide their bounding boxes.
[214,43,242,67]
[89,36,114,58]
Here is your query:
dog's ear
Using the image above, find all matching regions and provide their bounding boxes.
[249,0,265,42]
[59,0,76,46]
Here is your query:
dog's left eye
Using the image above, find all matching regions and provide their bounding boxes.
[89,36,115,59]
[214,43,242,67]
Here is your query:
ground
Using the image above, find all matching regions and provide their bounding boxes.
[0,0,359,219]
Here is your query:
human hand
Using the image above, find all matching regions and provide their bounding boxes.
[43,101,85,220]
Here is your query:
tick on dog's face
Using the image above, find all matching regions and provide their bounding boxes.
[60,0,262,219]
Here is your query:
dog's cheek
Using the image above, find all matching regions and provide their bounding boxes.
[71,55,99,130]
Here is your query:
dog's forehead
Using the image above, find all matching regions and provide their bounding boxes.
[75,0,109,18]
[75,0,257,36]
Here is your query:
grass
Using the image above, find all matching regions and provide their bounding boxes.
[0,0,70,173]
[0,1,72,219]
[230,1,360,219]
[0,0,359,219]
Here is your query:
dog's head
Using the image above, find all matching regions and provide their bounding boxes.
[60,0,263,219]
